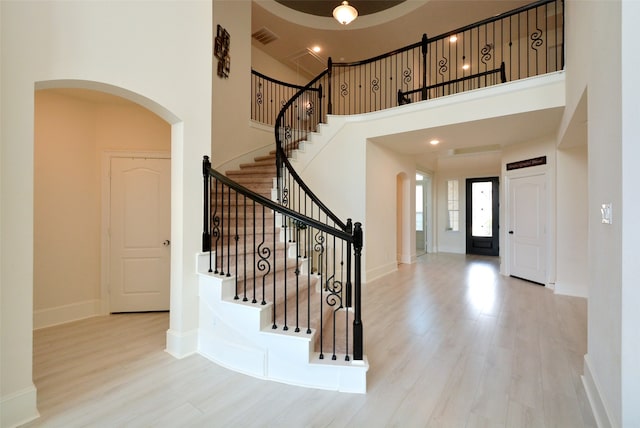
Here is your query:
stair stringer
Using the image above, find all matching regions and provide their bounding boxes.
[196,255,369,393]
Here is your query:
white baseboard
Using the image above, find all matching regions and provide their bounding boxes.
[0,385,39,428]
[583,354,616,428]
[33,299,102,329]
[365,261,398,283]
[396,253,416,264]
[554,280,588,298]
[165,328,198,358]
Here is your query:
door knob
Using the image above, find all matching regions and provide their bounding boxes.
[163,240,171,246]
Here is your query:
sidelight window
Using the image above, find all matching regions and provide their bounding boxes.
[447,179,459,231]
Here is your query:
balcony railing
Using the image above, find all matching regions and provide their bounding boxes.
[251,0,563,123]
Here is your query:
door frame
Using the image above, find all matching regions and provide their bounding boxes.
[415,171,433,255]
[100,150,171,314]
[465,176,499,256]
[502,168,551,285]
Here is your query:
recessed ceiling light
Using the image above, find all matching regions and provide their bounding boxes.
[312,46,321,53]
[449,35,457,43]
[430,139,440,145]
[462,64,470,70]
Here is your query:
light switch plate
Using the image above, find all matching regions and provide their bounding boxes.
[601,203,612,224]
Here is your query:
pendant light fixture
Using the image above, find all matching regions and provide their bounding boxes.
[333,1,358,25]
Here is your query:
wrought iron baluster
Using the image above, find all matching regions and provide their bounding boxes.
[212,179,220,275]
[243,194,248,302]
[234,191,239,298]
[226,184,231,277]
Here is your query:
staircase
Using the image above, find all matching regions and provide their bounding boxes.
[197,150,368,393]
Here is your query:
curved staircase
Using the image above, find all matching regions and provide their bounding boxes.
[197,150,368,393]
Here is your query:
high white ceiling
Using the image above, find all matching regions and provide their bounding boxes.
[252,0,533,76]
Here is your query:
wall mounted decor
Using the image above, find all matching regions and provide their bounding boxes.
[214,24,230,78]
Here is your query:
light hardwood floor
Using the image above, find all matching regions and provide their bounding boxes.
[24,253,596,427]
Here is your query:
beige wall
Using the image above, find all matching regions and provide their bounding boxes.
[212,0,253,167]
[33,90,170,328]
[435,152,501,254]
[252,45,310,85]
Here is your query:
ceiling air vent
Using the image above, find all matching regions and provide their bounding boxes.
[252,27,279,45]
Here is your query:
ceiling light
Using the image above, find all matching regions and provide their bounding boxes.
[430,139,440,145]
[449,35,458,43]
[312,46,321,53]
[462,64,470,70]
[333,1,358,25]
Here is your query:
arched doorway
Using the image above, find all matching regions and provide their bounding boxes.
[34,85,174,326]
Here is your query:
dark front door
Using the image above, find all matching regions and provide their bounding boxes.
[466,177,499,256]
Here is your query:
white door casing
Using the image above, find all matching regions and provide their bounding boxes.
[508,173,547,284]
[109,156,171,312]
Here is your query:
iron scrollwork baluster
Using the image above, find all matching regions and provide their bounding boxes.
[256,82,263,106]
[340,82,349,97]
[371,77,380,93]
[403,68,412,85]
[325,277,344,360]
[314,231,325,276]
[481,43,493,65]
[438,58,449,76]
[530,28,544,51]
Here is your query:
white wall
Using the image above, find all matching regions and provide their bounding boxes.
[33,90,171,328]
[0,2,212,426]
[562,1,640,426]
[621,3,640,427]
[555,144,588,297]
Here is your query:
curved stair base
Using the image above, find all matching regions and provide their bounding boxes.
[196,256,368,393]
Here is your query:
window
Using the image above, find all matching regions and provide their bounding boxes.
[471,181,492,237]
[447,179,459,231]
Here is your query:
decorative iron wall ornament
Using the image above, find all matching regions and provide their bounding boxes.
[214,24,230,78]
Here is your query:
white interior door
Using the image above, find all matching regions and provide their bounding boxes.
[110,157,170,312]
[508,173,546,284]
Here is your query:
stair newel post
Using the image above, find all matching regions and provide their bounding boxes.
[352,222,363,361]
[421,33,428,101]
[345,219,353,308]
[327,57,333,115]
[202,156,212,253]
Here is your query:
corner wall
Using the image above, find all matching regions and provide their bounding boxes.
[562,1,640,426]
[0,2,212,426]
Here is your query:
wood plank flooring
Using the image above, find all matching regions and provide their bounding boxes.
[23,253,596,427]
